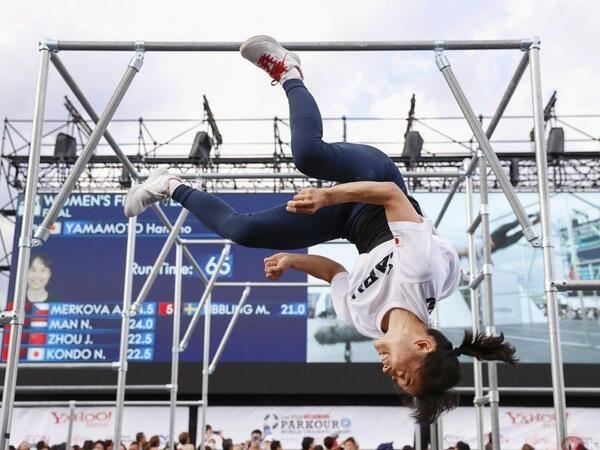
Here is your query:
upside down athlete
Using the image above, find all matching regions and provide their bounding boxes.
[124,35,517,423]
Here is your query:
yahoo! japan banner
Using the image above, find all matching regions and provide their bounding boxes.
[10,406,188,447]
[5,192,308,364]
[202,406,600,450]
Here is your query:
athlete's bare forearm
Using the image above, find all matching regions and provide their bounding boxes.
[286,181,421,223]
[289,253,346,283]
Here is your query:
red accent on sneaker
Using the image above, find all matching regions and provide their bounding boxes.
[257,53,289,82]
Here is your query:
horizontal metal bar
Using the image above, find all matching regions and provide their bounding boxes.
[469,272,485,290]
[8,400,204,407]
[467,213,482,235]
[0,362,117,370]
[455,386,600,394]
[554,280,600,291]
[4,384,170,392]
[52,40,532,52]
[215,282,328,287]
[175,171,461,180]
[178,238,350,246]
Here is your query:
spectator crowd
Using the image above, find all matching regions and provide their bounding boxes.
[9,427,569,450]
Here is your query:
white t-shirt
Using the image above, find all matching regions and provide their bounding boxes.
[330,218,461,339]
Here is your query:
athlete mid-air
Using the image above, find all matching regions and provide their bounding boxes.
[124,35,517,424]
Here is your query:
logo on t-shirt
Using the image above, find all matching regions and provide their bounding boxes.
[350,252,394,301]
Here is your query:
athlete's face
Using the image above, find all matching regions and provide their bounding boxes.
[27,258,51,290]
[374,334,435,396]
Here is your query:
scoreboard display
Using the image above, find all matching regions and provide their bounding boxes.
[4,193,309,364]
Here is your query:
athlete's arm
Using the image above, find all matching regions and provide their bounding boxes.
[264,253,346,283]
[286,181,421,223]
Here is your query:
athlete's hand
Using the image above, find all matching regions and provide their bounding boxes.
[286,188,330,214]
[264,253,294,280]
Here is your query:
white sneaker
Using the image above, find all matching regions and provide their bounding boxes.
[124,168,176,217]
[240,35,303,84]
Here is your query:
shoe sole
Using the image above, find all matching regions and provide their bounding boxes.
[239,35,301,65]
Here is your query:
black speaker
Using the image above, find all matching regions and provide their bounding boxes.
[54,133,77,161]
[547,127,564,154]
[189,131,214,164]
[402,131,423,160]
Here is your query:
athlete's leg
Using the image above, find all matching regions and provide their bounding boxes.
[284,79,407,192]
[240,36,407,192]
[171,184,351,249]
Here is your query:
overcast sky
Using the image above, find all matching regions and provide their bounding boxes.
[1,0,600,295]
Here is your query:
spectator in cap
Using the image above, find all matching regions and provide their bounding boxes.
[323,437,338,450]
[270,442,282,450]
[455,442,470,450]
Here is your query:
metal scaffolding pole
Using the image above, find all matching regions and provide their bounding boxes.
[179,245,230,351]
[199,292,212,450]
[529,38,567,446]
[0,44,50,450]
[112,214,137,448]
[479,158,501,450]
[208,286,251,374]
[130,209,190,314]
[465,160,486,450]
[47,39,533,52]
[50,53,139,178]
[33,50,144,245]
[66,400,76,450]
[168,245,183,450]
[176,171,461,180]
[434,51,530,228]
[436,51,537,245]
[168,244,183,450]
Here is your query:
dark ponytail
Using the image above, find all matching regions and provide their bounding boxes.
[405,328,518,425]
[455,330,518,365]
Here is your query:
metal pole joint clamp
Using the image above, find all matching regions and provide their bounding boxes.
[528,36,541,50]
[488,389,500,403]
[39,38,59,52]
[18,236,32,249]
[482,263,493,275]
[479,204,490,216]
[485,325,497,336]
[112,361,124,371]
[435,52,450,71]
[434,40,445,52]
[129,43,145,72]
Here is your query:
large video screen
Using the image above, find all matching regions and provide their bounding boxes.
[4,191,600,365]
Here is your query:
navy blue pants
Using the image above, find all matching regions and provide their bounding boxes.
[172,79,409,249]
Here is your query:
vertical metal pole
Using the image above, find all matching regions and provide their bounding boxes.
[565,207,590,345]
[0,46,50,450]
[529,38,568,446]
[112,215,137,449]
[465,160,486,450]
[479,158,501,450]
[199,293,212,450]
[66,400,76,450]
[430,422,439,450]
[414,423,422,450]
[342,116,347,142]
[33,51,144,245]
[169,244,183,450]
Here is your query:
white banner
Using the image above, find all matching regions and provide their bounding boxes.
[11,406,188,447]
[202,406,600,450]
